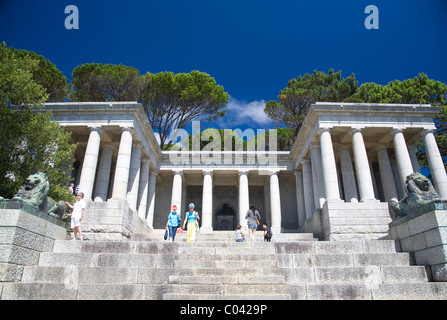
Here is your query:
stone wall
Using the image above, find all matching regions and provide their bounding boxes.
[0,206,66,281]
[388,208,447,282]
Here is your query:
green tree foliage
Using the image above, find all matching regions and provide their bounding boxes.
[0,43,76,202]
[14,50,68,102]
[1,45,68,102]
[182,127,294,152]
[69,66,229,150]
[265,69,357,138]
[346,73,446,106]
[183,129,244,151]
[140,71,229,150]
[244,127,295,151]
[69,63,142,102]
[275,127,295,151]
[343,82,392,103]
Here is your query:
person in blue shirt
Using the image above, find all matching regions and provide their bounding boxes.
[165,205,181,241]
[182,203,200,242]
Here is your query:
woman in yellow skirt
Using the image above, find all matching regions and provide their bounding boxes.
[182,203,200,242]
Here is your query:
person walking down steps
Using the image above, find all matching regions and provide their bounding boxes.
[165,205,181,242]
[182,203,200,243]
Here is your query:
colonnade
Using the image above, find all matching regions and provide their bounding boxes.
[170,169,283,233]
[295,127,447,227]
[75,124,285,232]
[76,126,157,226]
[74,125,446,234]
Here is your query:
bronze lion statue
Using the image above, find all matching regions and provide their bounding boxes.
[389,172,441,220]
[11,172,65,219]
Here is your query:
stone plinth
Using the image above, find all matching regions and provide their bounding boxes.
[320,201,391,241]
[388,207,447,282]
[0,206,66,282]
[82,199,152,241]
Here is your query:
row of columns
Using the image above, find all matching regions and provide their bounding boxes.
[76,125,446,232]
[170,169,282,233]
[295,127,447,227]
[77,126,157,225]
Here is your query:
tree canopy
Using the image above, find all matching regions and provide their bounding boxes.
[345,73,446,106]
[0,43,76,201]
[68,65,230,150]
[70,63,142,102]
[264,69,358,139]
[140,71,229,150]
[3,45,68,102]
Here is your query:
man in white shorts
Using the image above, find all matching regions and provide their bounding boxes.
[65,192,86,240]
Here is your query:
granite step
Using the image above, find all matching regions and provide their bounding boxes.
[51,239,401,254]
[20,264,429,285]
[168,275,286,285]
[4,237,447,300]
[3,282,447,300]
[162,293,292,300]
[36,250,414,269]
[132,230,318,242]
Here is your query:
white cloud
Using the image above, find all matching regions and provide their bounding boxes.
[215,97,273,129]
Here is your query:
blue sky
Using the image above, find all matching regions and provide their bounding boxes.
[1,0,446,132]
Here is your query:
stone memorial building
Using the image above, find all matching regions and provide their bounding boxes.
[41,101,447,241]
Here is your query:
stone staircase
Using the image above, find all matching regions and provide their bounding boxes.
[132,230,318,242]
[1,231,447,300]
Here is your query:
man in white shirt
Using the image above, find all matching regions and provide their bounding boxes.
[65,192,86,240]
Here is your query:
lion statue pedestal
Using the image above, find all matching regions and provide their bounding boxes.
[0,172,68,281]
[388,172,447,282]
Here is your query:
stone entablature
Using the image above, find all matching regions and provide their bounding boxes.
[41,102,162,172]
[33,102,446,240]
[159,150,292,170]
[292,102,439,168]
